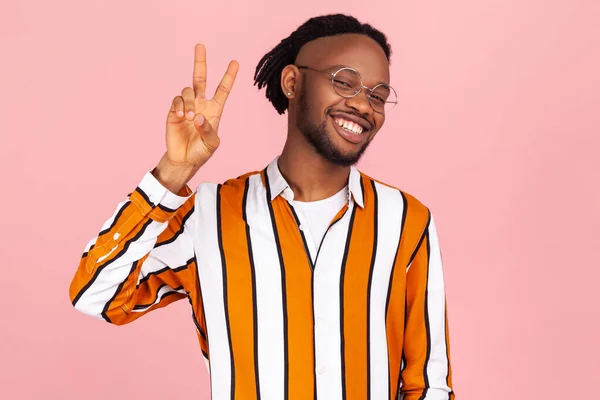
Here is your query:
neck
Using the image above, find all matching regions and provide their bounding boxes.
[278,130,351,202]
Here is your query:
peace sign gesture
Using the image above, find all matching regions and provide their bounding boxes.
[165,44,239,170]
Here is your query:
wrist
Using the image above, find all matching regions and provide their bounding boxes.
[152,156,197,195]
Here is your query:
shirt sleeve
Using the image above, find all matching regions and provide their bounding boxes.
[401,212,455,399]
[69,171,202,329]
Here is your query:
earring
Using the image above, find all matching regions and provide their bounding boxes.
[287,92,291,96]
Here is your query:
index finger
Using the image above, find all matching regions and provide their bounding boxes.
[212,60,239,108]
[193,43,207,99]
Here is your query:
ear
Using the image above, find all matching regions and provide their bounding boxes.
[280,64,300,98]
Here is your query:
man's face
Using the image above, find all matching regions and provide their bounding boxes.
[292,34,391,166]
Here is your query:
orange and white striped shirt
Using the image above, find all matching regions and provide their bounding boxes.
[69,157,455,400]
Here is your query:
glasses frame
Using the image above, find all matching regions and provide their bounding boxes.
[295,65,397,114]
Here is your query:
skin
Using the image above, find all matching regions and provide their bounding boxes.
[154,44,239,194]
[154,34,391,203]
[279,33,390,201]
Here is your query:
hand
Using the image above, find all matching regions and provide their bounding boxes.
[165,43,239,169]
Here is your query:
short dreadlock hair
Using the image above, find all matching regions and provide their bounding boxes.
[253,14,392,115]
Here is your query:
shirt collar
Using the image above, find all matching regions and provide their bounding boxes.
[265,156,364,208]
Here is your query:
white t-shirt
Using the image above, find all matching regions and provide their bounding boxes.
[291,186,348,252]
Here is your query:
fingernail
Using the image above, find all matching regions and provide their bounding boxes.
[186,111,195,119]
[197,115,205,125]
[176,110,184,117]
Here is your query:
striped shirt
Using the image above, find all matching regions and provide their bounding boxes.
[69,157,455,400]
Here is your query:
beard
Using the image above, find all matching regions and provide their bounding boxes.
[295,87,370,167]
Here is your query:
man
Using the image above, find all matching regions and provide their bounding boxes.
[69,14,455,400]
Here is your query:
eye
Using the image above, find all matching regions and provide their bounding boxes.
[369,94,386,105]
[334,79,353,88]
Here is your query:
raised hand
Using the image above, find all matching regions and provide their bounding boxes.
[165,43,239,169]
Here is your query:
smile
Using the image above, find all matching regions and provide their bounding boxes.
[330,116,367,144]
[333,117,364,135]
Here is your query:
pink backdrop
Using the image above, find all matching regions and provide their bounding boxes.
[1,0,598,398]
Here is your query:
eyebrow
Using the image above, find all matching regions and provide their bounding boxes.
[327,64,389,86]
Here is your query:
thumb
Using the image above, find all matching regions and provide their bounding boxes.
[194,114,206,130]
[194,114,217,137]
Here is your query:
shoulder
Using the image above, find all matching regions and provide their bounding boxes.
[359,171,432,223]
[193,169,263,199]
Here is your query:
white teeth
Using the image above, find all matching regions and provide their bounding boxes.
[334,117,364,135]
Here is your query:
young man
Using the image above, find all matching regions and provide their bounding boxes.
[69,14,455,400]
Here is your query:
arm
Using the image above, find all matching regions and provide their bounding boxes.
[68,42,237,356]
[69,170,200,327]
[401,212,455,399]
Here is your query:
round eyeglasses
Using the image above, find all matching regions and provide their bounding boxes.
[296,65,397,113]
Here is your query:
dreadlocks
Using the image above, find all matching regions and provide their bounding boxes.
[253,14,392,115]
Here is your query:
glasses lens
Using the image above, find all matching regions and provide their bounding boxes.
[370,84,397,113]
[332,68,398,113]
[332,68,361,97]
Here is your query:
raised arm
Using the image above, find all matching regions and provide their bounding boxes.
[69,43,239,328]
[69,176,197,325]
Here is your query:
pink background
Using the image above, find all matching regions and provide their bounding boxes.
[1,0,598,398]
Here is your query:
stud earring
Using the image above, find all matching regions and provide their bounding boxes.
[287,92,291,96]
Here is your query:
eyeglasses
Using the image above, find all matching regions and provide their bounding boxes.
[296,65,397,114]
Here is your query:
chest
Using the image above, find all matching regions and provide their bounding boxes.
[193,194,407,317]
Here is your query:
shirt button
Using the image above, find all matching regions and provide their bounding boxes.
[317,366,325,375]
[315,269,322,277]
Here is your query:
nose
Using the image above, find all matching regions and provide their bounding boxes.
[344,89,373,115]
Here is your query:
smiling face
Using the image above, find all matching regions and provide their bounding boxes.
[285,33,391,166]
